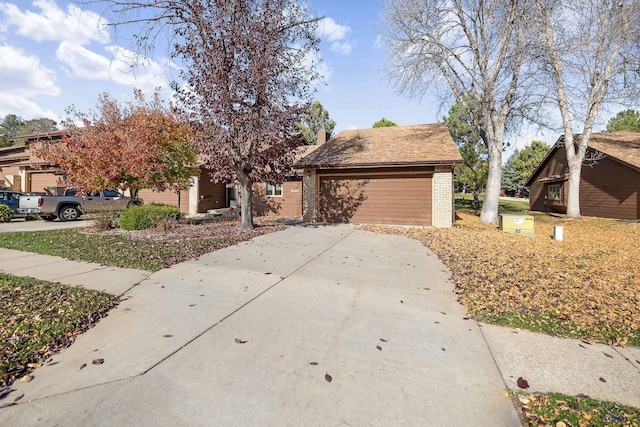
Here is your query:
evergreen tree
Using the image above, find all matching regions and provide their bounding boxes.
[502,140,551,197]
[372,117,397,128]
[298,101,336,145]
[605,110,640,132]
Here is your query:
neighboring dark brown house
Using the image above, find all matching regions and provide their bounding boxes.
[526,131,640,220]
[297,123,462,227]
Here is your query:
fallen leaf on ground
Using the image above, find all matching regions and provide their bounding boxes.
[92,358,104,365]
[517,377,529,389]
[325,373,332,383]
[234,338,247,344]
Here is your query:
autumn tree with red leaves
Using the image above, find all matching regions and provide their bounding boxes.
[97,0,322,229]
[37,89,198,198]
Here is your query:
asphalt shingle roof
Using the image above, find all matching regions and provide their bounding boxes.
[297,123,462,168]
[587,131,640,170]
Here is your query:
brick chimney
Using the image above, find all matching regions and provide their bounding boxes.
[317,129,327,145]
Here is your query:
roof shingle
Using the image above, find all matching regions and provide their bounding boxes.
[587,131,640,170]
[297,123,462,168]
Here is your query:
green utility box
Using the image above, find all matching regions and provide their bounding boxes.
[499,214,534,236]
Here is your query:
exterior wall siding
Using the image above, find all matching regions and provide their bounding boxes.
[529,149,569,213]
[137,188,190,213]
[253,178,303,218]
[529,147,640,220]
[0,166,20,190]
[580,157,640,220]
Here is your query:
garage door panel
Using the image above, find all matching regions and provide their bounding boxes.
[29,173,59,193]
[318,175,432,226]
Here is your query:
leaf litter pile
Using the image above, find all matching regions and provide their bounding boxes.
[0,274,118,387]
[364,212,640,346]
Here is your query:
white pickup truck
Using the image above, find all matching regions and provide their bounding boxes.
[19,189,132,221]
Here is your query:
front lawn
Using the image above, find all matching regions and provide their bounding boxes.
[0,219,287,271]
[455,193,530,212]
[1,274,118,387]
[365,212,640,346]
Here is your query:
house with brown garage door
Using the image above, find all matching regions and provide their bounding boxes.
[526,131,640,220]
[296,123,462,227]
[2,131,230,215]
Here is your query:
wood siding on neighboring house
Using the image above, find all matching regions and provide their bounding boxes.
[0,165,20,190]
[529,144,640,220]
[580,156,640,220]
[253,178,303,217]
[529,148,569,214]
[317,169,433,226]
[137,188,191,213]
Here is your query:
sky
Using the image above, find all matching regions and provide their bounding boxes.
[0,0,583,156]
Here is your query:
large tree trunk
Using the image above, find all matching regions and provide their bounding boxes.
[480,141,502,224]
[565,160,581,218]
[237,170,254,230]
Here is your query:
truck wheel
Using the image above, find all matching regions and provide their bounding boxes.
[59,205,80,221]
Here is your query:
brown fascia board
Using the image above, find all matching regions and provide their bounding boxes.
[297,159,462,169]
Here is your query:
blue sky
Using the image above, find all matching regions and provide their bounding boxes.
[0,0,558,154]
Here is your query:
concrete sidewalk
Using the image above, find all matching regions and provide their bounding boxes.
[0,224,638,426]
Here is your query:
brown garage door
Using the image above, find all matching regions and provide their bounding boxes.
[318,174,432,226]
[29,172,59,193]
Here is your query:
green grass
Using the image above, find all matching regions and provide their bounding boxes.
[0,229,224,271]
[1,273,118,386]
[520,392,640,426]
[455,193,530,212]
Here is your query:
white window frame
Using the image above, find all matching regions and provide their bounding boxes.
[265,182,283,197]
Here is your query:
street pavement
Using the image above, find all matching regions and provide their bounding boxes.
[0,224,638,426]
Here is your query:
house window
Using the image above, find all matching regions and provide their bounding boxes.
[548,184,561,201]
[266,183,283,197]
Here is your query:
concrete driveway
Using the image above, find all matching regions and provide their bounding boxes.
[1,218,92,232]
[1,225,521,426]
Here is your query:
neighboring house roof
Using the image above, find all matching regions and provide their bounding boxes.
[0,145,28,163]
[588,131,640,170]
[297,123,462,169]
[525,131,640,186]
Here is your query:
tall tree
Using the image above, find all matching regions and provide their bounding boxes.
[37,89,198,197]
[443,100,487,208]
[99,0,321,230]
[606,110,640,132]
[534,0,640,218]
[20,118,58,135]
[502,140,551,197]
[372,117,397,128]
[380,0,533,224]
[299,100,336,144]
[0,114,25,147]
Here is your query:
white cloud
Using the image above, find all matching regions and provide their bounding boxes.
[331,41,353,55]
[0,0,109,45]
[56,41,169,91]
[0,95,45,118]
[318,17,353,55]
[318,17,351,41]
[0,44,59,97]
